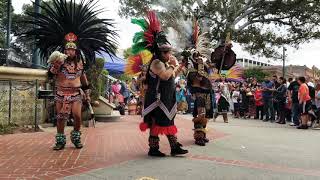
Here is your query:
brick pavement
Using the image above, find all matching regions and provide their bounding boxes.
[0,115,227,180]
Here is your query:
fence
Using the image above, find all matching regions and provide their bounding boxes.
[0,80,44,130]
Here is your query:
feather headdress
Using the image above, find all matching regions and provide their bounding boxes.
[21,0,118,66]
[181,18,210,60]
[125,11,171,75]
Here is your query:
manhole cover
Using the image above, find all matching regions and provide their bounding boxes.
[136,177,158,180]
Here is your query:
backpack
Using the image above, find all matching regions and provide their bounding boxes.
[308,85,315,99]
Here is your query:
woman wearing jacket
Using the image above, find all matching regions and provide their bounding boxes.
[275,77,288,124]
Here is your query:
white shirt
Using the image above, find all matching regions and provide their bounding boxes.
[232,90,240,103]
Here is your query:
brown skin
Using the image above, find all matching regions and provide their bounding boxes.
[53,48,90,133]
[151,50,182,80]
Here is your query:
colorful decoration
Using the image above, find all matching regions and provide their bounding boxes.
[125,50,152,75]
[209,64,243,82]
[125,11,168,75]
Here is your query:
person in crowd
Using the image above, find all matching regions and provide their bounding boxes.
[288,78,300,126]
[232,86,241,118]
[239,86,249,119]
[307,81,315,105]
[214,77,231,123]
[176,84,188,114]
[275,77,287,124]
[112,81,120,95]
[129,78,138,95]
[285,78,293,122]
[312,82,320,128]
[250,78,258,89]
[185,88,193,114]
[315,83,320,109]
[272,76,280,121]
[247,87,256,118]
[254,84,264,120]
[262,77,275,122]
[297,77,312,129]
[287,77,293,88]
[120,80,130,105]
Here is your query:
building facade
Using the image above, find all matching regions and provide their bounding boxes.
[236,58,273,68]
[259,65,320,81]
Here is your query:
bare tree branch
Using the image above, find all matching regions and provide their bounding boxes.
[196,0,205,8]
[232,0,266,28]
[236,16,292,32]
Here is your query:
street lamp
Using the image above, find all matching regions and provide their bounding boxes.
[282,47,287,78]
[6,0,11,48]
[32,0,41,68]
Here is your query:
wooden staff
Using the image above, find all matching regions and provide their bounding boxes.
[219,32,231,74]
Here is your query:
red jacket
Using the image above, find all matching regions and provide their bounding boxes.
[254,90,264,106]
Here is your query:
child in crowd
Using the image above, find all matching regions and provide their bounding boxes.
[254,84,264,120]
[232,86,241,118]
[176,85,188,114]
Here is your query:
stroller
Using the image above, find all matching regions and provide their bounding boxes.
[309,104,320,128]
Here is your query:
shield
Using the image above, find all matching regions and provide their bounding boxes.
[211,46,236,71]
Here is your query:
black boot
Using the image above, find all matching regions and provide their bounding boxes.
[148,148,166,157]
[171,146,189,156]
[148,136,165,157]
[53,133,66,151]
[167,135,188,156]
[297,124,308,129]
[71,130,83,149]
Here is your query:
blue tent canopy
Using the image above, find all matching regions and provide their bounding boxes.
[96,52,125,75]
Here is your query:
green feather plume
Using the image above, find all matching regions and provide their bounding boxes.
[133,31,145,44]
[131,18,148,31]
[132,42,147,54]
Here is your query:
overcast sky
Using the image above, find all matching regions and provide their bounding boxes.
[12,0,320,68]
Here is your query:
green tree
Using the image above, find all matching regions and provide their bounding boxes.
[86,58,106,101]
[119,0,320,58]
[0,0,15,48]
[244,67,269,82]
[10,1,54,56]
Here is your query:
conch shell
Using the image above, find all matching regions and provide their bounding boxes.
[47,51,68,64]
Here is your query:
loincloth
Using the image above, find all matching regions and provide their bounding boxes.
[55,87,82,115]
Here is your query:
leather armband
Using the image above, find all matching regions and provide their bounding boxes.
[81,84,91,91]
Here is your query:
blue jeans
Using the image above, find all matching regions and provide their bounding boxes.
[186,95,193,113]
[263,98,275,120]
[291,102,300,125]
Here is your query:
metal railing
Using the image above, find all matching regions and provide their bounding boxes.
[0,80,44,131]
